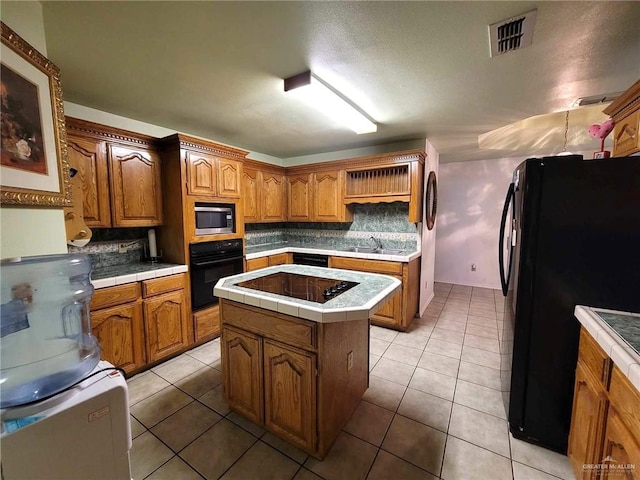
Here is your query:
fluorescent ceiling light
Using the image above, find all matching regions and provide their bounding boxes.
[284,71,377,134]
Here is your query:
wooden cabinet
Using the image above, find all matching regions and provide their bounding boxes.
[66,134,110,228]
[90,273,191,374]
[90,283,145,374]
[286,171,351,222]
[261,172,286,221]
[604,79,640,157]
[193,305,220,342]
[329,256,420,331]
[569,327,640,480]
[66,118,163,228]
[288,174,312,221]
[220,300,368,459]
[243,161,287,223]
[264,339,316,452]
[222,326,264,424]
[186,152,242,198]
[245,253,290,271]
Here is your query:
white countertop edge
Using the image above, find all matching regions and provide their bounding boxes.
[214,268,401,324]
[574,305,640,391]
[91,264,189,290]
[245,245,421,263]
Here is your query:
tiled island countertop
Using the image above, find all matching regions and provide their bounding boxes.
[575,305,640,390]
[214,264,401,323]
[91,262,188,289]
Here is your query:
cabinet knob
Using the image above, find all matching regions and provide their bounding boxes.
[78,230,88,238]
[66,212,76,220]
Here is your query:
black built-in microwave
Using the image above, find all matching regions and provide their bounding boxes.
[194,202,235,236]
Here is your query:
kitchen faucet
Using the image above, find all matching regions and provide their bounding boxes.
[370,236,383,249]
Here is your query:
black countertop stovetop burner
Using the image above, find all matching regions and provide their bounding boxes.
[237,272,359,304]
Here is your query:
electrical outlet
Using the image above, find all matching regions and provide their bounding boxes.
[347,351,354,371]
[471,264,477,272]
[118,243,128,254]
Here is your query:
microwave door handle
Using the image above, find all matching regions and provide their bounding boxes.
[192,256,243,268]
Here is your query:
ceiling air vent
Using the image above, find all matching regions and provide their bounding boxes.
[489,9,537,57]
[572,92,623,107]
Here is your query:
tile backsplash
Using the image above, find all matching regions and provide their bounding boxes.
[246,202,419,250]
[68,227,149,270]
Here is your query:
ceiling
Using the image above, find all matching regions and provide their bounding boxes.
[41,1,640,163]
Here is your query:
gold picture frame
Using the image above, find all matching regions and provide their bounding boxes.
[1,21,71,207]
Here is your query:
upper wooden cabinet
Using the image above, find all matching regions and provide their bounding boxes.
[243,160,287,223]
[603,79,640,157]
[109,145,163,227]
[185,151,242,198]
[287,174,312,221]
[313,171,348,222]
[66,118,164,228]
[65,134,110,228]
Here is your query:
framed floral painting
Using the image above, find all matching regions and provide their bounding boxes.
[1,21,71,207]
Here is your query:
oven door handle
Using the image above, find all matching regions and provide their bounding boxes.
[191,256,243,268]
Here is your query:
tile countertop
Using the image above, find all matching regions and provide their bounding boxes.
[574,305,640,391]
[91,262,188,289]
[245,242,421,262]
[214,264,401,324]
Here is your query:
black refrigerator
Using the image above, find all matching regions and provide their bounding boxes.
[498,154,640,454]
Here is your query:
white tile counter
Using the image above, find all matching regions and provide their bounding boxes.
[245,244,421,263]
[574,305,640,391]
[215,264,401,323]
[91,263,188,289]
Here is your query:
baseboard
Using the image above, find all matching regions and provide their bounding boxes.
[419,291,435,317]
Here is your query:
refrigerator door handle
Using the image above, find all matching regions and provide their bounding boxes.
[499,182,516,296]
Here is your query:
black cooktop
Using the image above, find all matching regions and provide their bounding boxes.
[237,272,359,304]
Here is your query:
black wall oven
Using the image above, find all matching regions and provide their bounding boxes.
[189,239,243,311]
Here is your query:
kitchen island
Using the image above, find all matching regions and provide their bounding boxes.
[214,264,400,459]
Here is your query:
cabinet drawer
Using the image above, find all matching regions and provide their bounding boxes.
[221,301,316,351]
[609,366,640,437]
[330,256,403,276]
[142,273,185,297]
[578,328,611,386]
[91,283,141,310]
[246,257,269,271]
[268,253,289,266]
[194,305,220,341]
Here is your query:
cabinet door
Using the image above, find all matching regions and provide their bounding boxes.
[261,172,286,221]
[193,305,220,342]
[109,145,163,226]
[601,408,640,480]
[66,135,111,227]
[288,174,312,221]
[217,158,241,198]
[371,280,403,328]
[568,361,608,479]
[242,168,260,222]
[143,290,190,363]
[222,326,263,424]
[264,339,316,452]
[186,151,217,196]
[313,171,344,222]
[91,301,145,374]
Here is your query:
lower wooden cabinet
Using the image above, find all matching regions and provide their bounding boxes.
[91,300,145,374]
[264,339,316,452]
[245,253,291,271]
[568,327,640,480]
[144,289,189,363]
[329,256,420,330]
[90,273,191,373]
[193,305,220,342]
[220,300,368,459]
[222,326,263,424]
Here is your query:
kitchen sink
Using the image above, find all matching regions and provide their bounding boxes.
[345,246,378,253]
[344,247,407,255]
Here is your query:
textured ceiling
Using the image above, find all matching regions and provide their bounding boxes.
[41,1,640,163]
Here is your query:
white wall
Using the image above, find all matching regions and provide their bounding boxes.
[435,150,593,289]
[419,140,439,315]
[0,3,68,259]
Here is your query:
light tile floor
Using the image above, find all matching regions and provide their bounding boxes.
[127,283,577,480]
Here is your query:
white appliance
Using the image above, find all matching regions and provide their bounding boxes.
[0,361,131,480]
